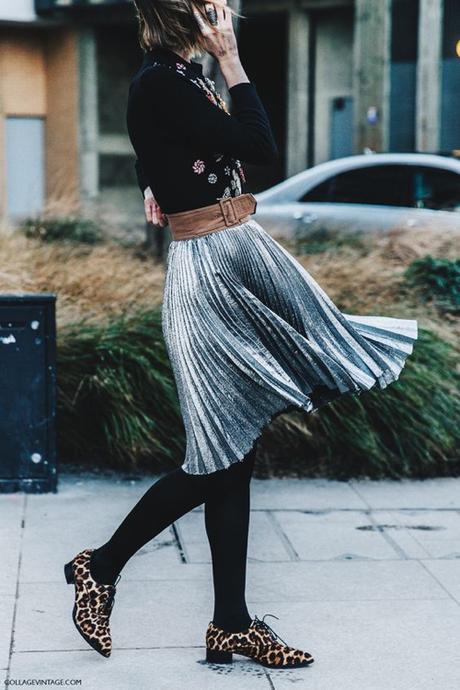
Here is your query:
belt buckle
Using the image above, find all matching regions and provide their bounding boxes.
[218,196,238,226]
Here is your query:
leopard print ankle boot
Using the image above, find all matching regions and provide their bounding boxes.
[64,548,119,658]
[206,614,314,668]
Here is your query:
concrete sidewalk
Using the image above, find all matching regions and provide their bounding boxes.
[2,472,460,690]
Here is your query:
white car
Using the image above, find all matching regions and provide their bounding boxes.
[254,153,460,239]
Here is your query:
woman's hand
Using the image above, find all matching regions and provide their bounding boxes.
[193,1,249,88]
[144,187,168,227]
[193,1,239,64]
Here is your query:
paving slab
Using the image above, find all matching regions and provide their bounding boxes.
[0,596,14,671]
[0,493,24,527]
[367,509,460,560]
[8,648,272,690]
[0,546,20,597]
[21,482,181,583]
[20,519,179,584]
[251,478,367,510]
[56,474,155,499]
[0,494,24,596]
[244,560,449,604]
[274,509,400,561]
[112,560,210,583]
[14,579,211,653]
[262,599,460,690]
[176,510,292,563]
[421,560,460,604]
[392,510,460,559]
[361,509,432,559]
[350,478,460,509]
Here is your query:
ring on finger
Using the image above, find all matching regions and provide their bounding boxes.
[205,4,219,26]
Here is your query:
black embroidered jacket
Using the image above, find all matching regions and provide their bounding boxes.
[126,45,279,214]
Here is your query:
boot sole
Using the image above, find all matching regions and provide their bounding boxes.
[206,647,314,668]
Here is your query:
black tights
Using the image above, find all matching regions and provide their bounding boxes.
[90,445,257,633]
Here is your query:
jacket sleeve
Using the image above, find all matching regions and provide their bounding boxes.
[134,157,150,199]
[139,68,279,166]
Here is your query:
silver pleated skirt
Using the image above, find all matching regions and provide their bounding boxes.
[161,218,418,475]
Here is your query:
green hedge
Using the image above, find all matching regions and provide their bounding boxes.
[21,216,103,244]
[57,309,460,478]
[57,309,184,469]
[404,256,460,314]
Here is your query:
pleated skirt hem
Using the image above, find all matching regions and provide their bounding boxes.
[180,338,416,475]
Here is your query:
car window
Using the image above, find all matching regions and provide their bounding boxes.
[301,165,413,207]
[412,167,460,211]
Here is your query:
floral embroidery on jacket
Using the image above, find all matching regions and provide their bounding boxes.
[148,59,248,195]
[230,169,242,195]
[234,159,246,184]
[192,159,205,174]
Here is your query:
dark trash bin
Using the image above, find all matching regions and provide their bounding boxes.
[0,294,57,493]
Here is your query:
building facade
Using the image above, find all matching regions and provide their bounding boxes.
[0,0,458,222]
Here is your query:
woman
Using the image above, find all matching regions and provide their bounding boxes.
[64,0,417,669]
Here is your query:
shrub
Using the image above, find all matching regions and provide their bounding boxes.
[294,227,367,255]
[21,216,103,245]
[58,311,460,479]
[404,255,460,314]
[57,309,184,469]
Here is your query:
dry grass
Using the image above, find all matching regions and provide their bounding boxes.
[283,227,460,344]
[0,225,458,342]
[0,232,165,327]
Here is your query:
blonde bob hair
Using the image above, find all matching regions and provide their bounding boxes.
[132,1,242,59]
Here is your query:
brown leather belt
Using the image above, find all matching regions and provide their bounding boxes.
[165,192,258,241]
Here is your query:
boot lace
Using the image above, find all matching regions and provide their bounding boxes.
[97,574,121,620]
[253,613,289,647]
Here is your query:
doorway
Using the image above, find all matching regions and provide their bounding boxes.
[5,116,45,217]
[330,96,354,159]
[312,7,354,165]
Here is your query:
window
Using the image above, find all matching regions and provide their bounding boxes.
[412,167,460,211]
[301,165,413,207]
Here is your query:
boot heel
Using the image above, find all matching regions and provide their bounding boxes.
[64,561,75,584]
[206,648,233,664]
